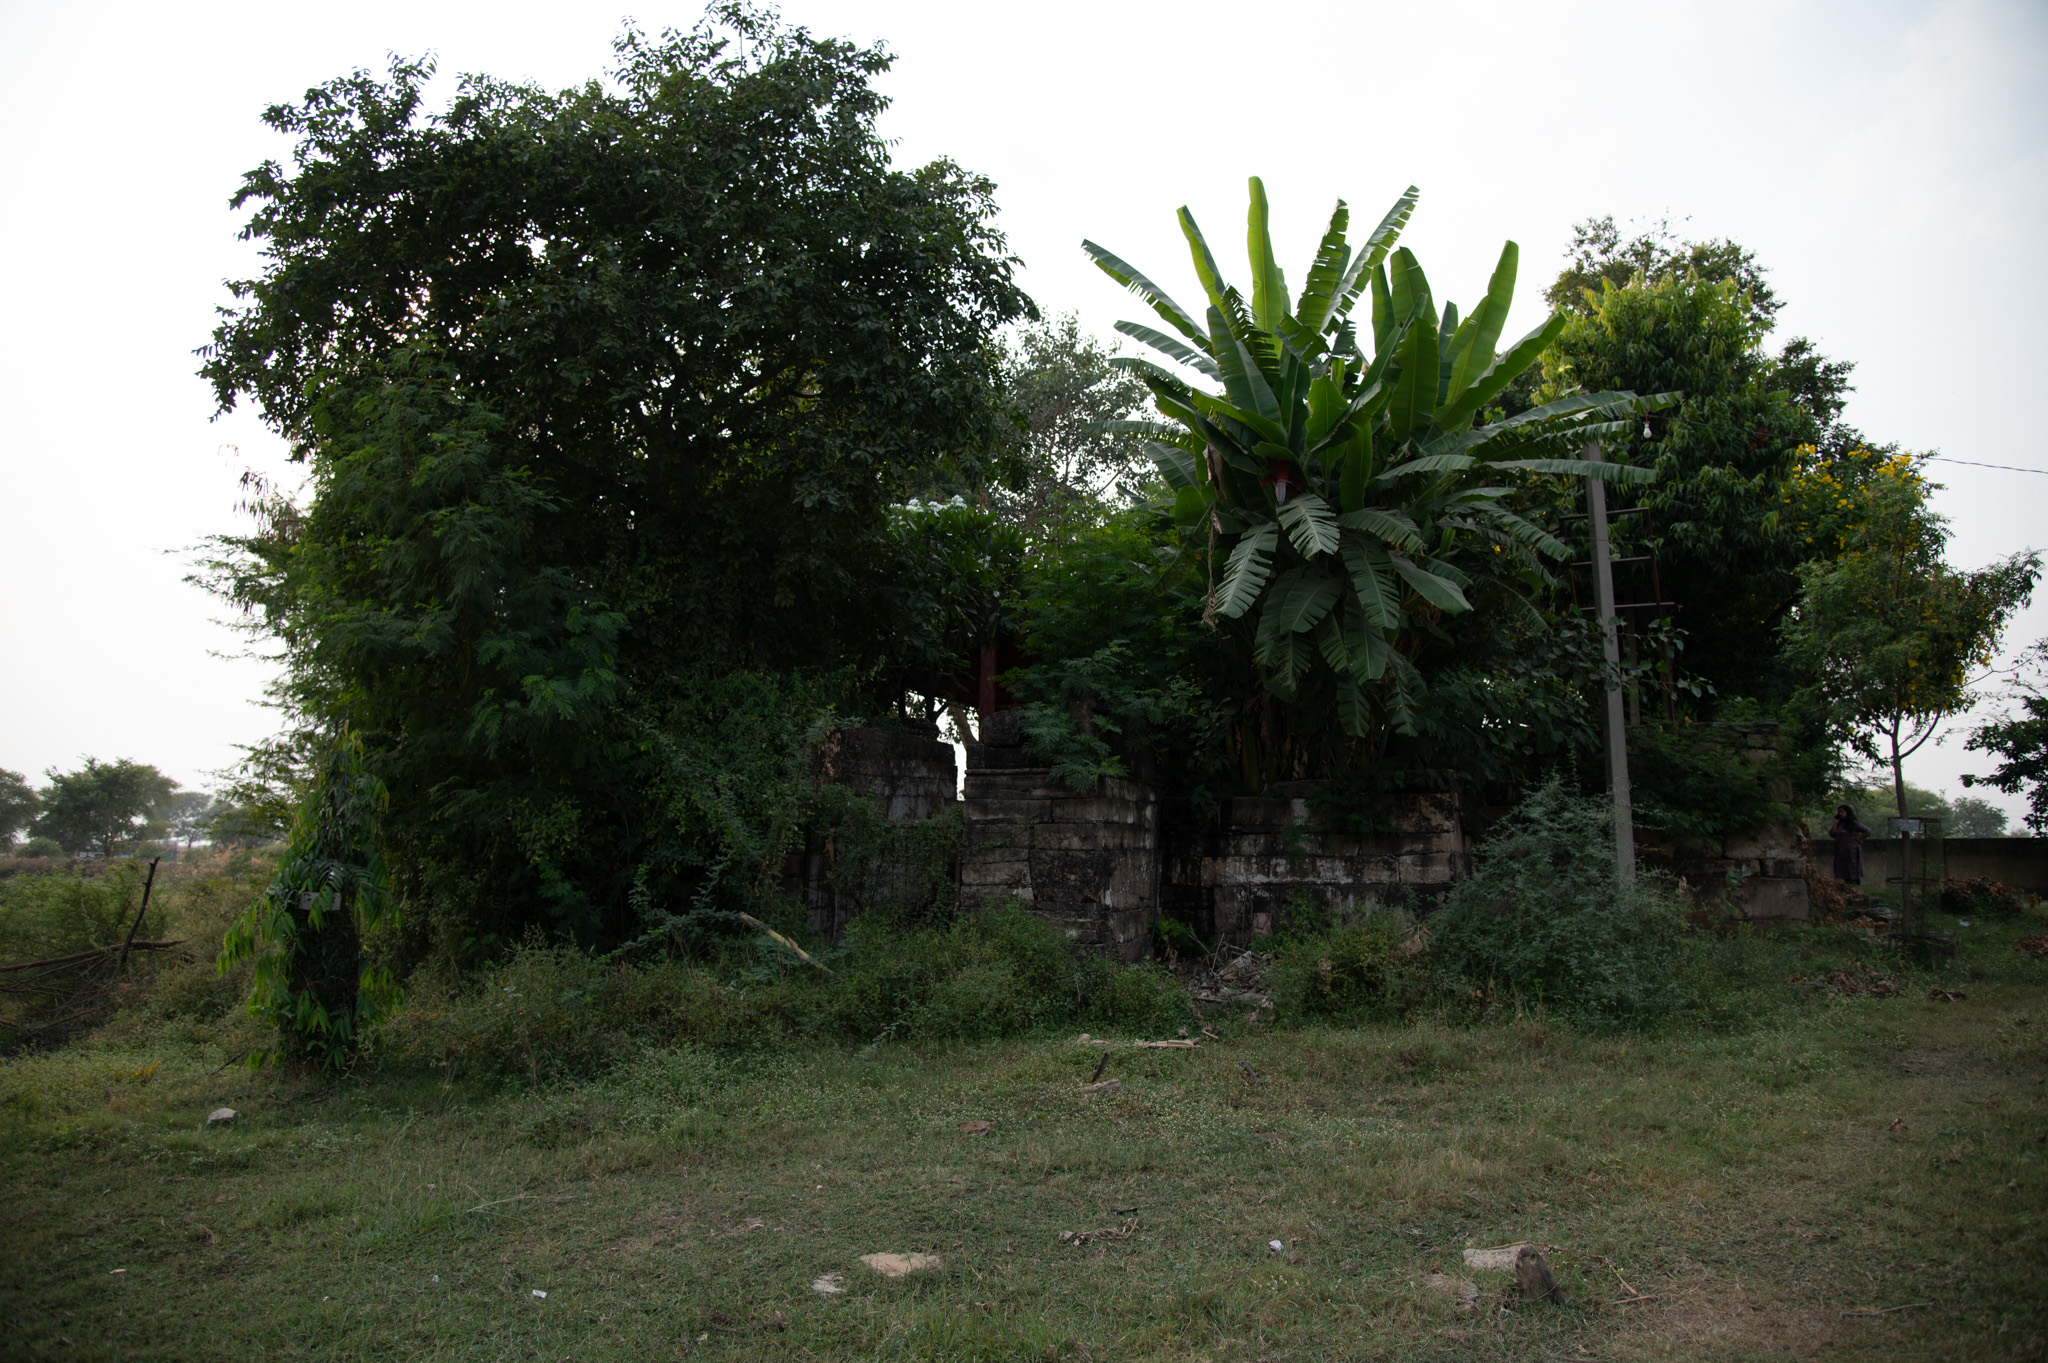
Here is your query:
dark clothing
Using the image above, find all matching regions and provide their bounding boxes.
[1830,816,1872,883]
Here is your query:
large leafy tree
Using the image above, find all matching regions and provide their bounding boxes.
[990,315,1152,539]
[1967,642,2048,835]
[32,759,178,858]
[1089,179,1663,785]
[201,7,1031,950]
[1783,459,2039,817]
[1538,219,1872,705]
[0,769,38,847]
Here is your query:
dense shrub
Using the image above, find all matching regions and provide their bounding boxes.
[1427,779,1687,1026]
[1267,914,1421,1021]
[1937,876,2034,920]
[382,902,1190,1087]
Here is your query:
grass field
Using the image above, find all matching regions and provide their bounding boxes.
[3,910,2046,1361]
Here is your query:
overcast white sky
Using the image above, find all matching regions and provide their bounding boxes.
[2,0,2044,819]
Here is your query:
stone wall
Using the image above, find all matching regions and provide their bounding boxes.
[790,724,959,939]
[817,724,957,822]
[1162,786,1467,948]
[957,711,1160,962]
[1812,836,2048,895]
[1633,720,1811,921]
[1641,823,1812,921]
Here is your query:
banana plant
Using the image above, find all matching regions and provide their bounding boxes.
[1085,178,1672,741]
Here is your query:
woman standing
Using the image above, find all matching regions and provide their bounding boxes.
[1830,804,1873,885]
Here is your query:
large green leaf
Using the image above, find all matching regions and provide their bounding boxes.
[1187,387,1289,450]
[1178,208,1232,316]
[1114,321,1220,379]
[1389,248,1437,335]
[1390,552,1472,613]
[1478,506,1569,559]
[1336,428,1374,511]
[1335,676,1371,735]
[1346,610,1392,681]
[1216,523,1279,618]
[1342,542,1400,630]
[1485,457,1659,483]
[1446,240,1517,399]
[1207,302,1284,428]
[1386,313,1442,442]
[1146,440,1204,490]
[1295,200,1352,333]
[1305,373,1345,447]
[1370,262,1395,355]
[1246,176,1290,335]
[1334,186,1418,321]
[1336,507,1424,551]
[1315,611,1351,674]
[1084,240,1208,345]
[1432,311,1567,431]
[1277,491,1340,558]
[1270,569,1341,634]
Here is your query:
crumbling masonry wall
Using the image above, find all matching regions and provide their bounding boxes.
[957,712,1159,961]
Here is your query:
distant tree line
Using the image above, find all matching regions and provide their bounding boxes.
[0,760,278,859]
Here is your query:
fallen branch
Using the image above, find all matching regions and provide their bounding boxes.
[0,941,186,974]
[736,914,834,976]
[1841,1302,1933,1318]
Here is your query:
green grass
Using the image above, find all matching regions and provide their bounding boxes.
[3,910,2047,1361]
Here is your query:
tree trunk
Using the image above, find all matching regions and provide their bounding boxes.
[285,890,361,1064]
[1890,721,1908,818]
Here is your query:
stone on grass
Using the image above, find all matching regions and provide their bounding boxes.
[205,1108,238,1127]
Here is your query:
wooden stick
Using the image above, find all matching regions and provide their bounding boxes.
[120,858,161,966]
[1089,1052,1109,1084]
[1841,1302,1933,1318]
[736,914,834,976]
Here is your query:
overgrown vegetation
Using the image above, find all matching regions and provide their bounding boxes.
[385,903,1189,1089]
[1427,781,1688,1026]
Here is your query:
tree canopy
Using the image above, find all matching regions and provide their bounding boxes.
[32,759,179,858]
[1967,641,2048,835]
[1094,179,1662,784]
[0,769,37,847]
[1783,457,2038,816]
[201,6,1032,951]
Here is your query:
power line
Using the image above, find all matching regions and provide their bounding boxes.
[1647,415,2048,477]
[1922,456,2048,477]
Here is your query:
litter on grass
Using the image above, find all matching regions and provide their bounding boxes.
[531,1290,546,1299]
[860,1253,941,1279]
[1058,1223,1136,1246]
[811,1273,846,1296]
[1463,1244,1530,1271]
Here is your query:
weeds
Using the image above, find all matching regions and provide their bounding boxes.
[1428,778,1687,1026]
[382,902,1191,1088]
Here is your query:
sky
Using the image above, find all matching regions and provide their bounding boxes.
[1,0,2044,820]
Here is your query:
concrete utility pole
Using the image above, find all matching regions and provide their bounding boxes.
[1584,441,1636,885]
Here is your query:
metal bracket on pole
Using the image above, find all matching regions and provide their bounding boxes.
[1584,441,1635,885]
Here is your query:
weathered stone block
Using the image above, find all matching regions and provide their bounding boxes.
[1739,876,1810,921]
